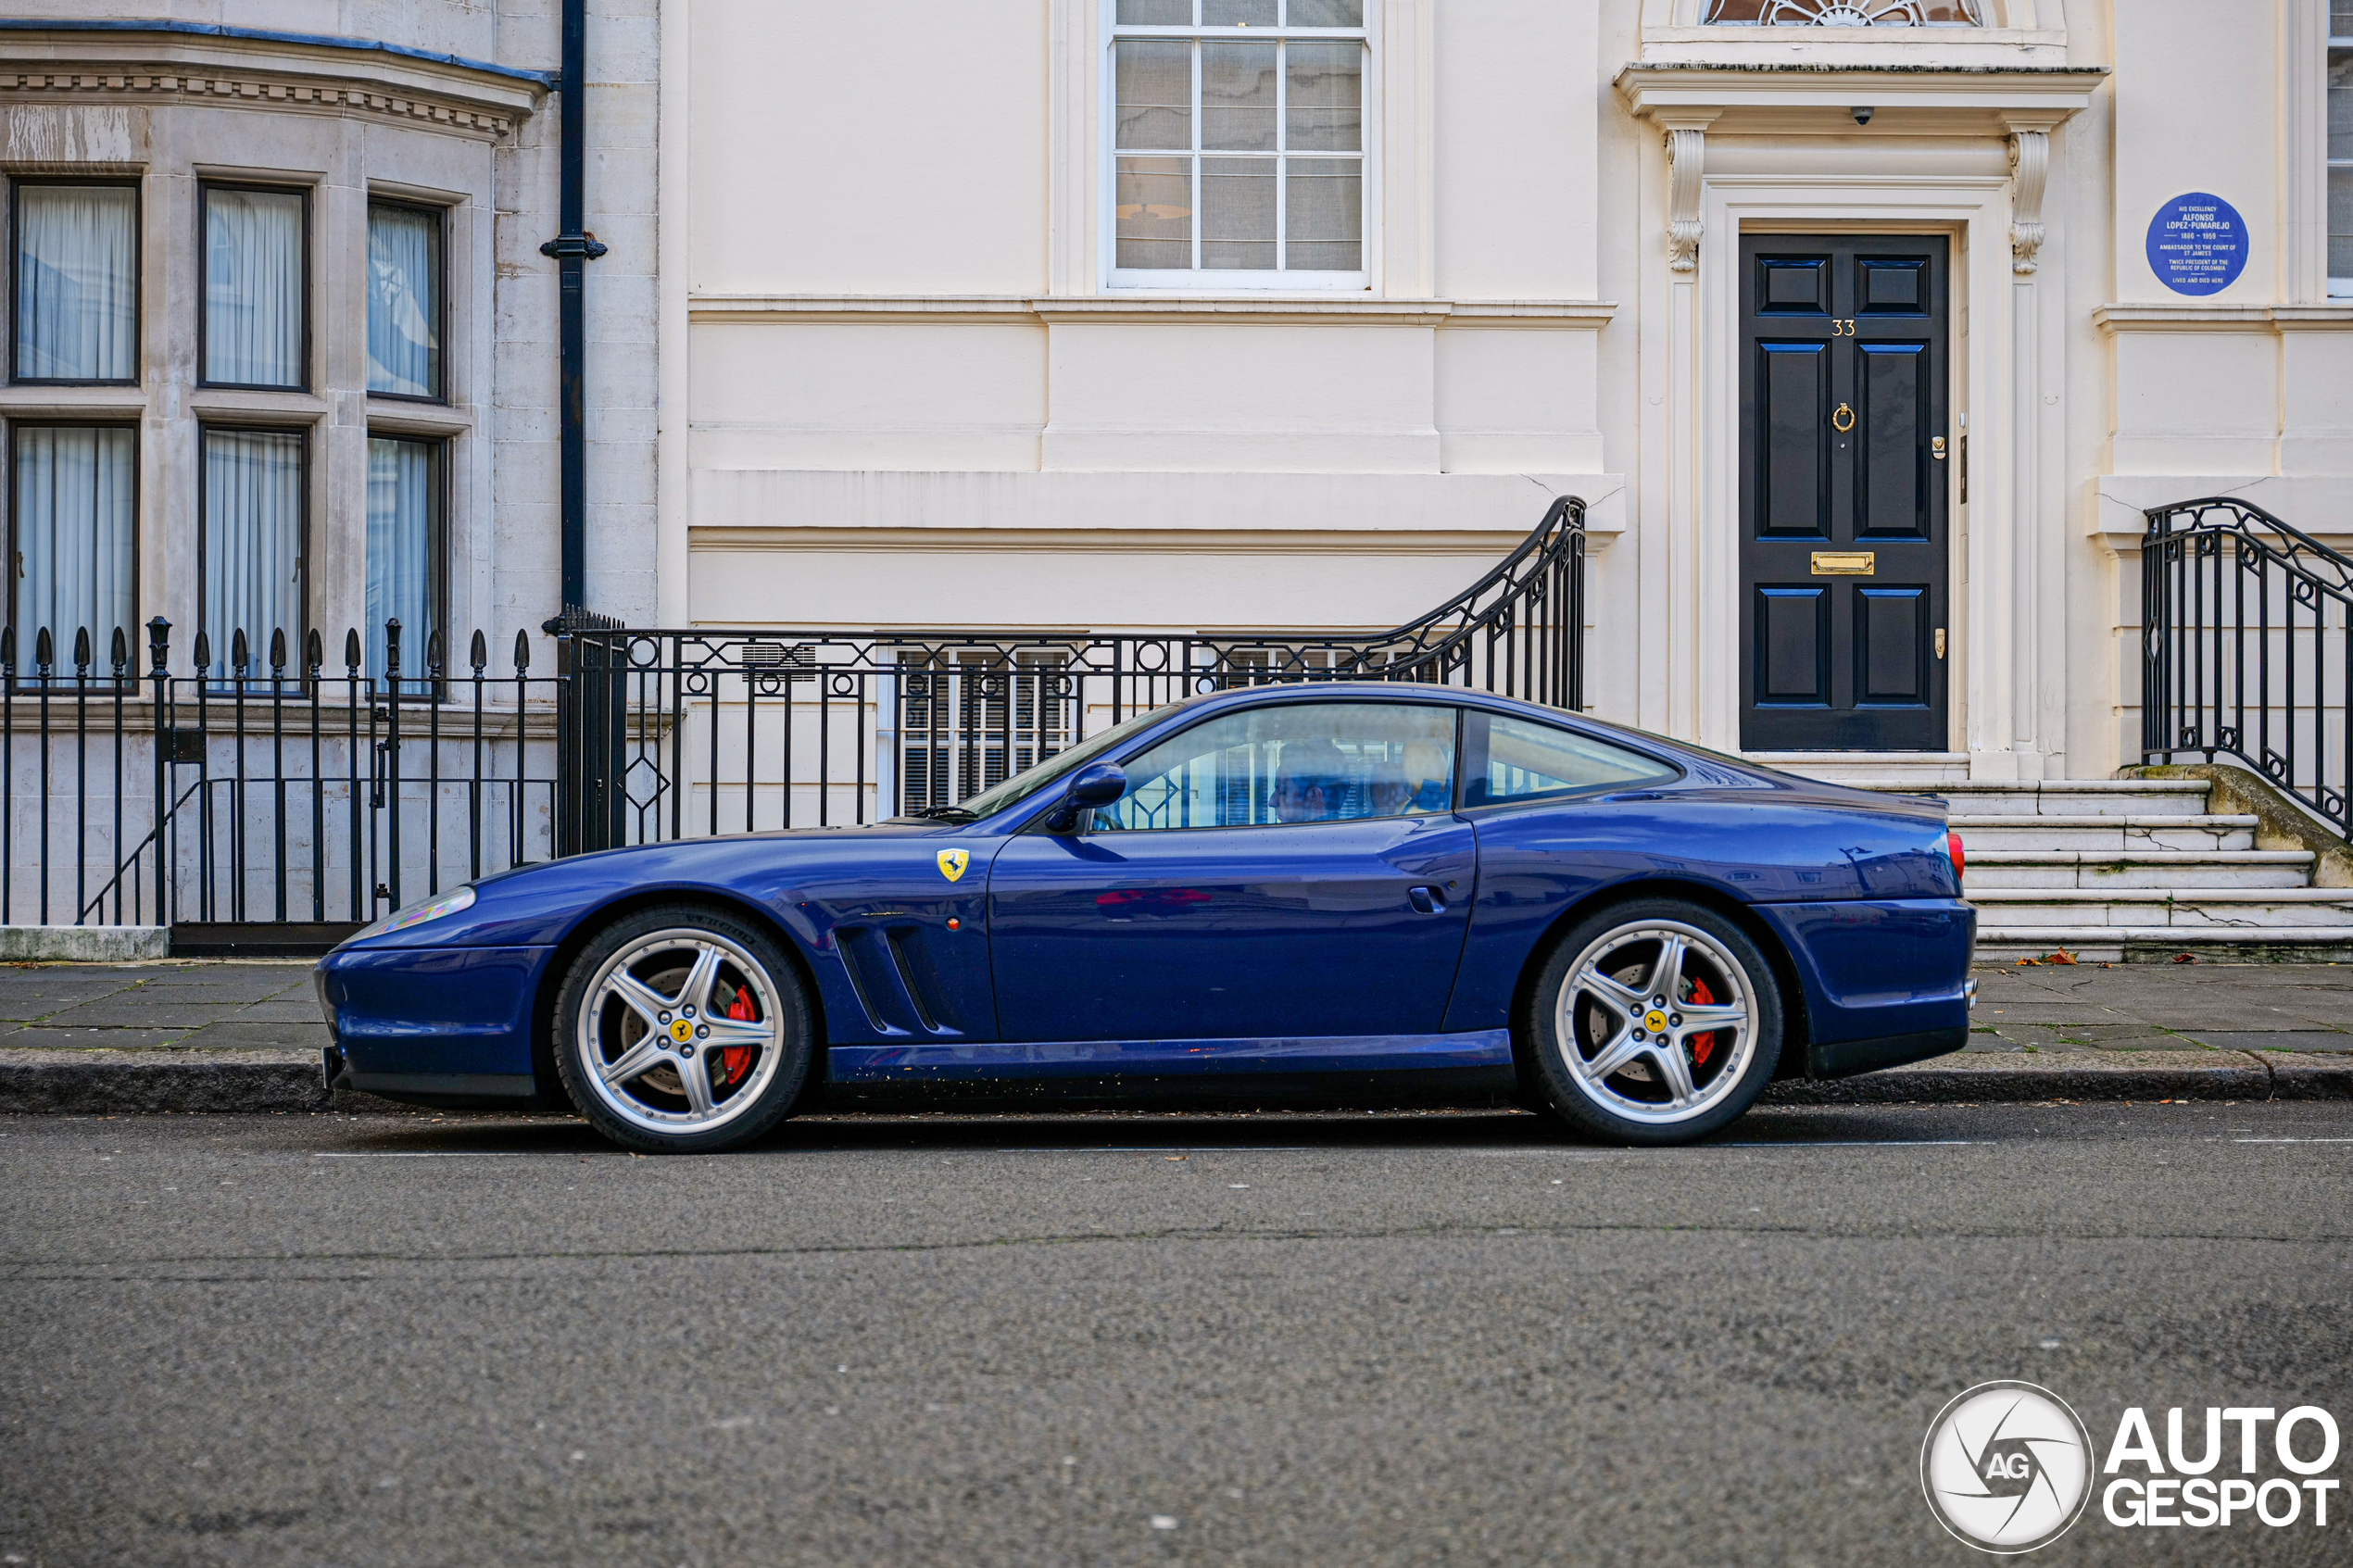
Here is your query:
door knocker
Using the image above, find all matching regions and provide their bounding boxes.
[1831,402,1855,433]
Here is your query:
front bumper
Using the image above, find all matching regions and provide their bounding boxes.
[315,943,557,1103]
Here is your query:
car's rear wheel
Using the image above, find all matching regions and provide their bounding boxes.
[1524,898,1782,1146]
[553,904,813,1154]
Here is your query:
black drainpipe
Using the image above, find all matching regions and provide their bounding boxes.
[539,0,605,618]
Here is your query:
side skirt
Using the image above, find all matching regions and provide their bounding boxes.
[827,1029,1515,1084]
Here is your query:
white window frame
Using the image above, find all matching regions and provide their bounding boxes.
[1101,0,1375,293]
[2331,19,2353,297]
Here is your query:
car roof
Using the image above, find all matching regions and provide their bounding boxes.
[1135,681,1705,763]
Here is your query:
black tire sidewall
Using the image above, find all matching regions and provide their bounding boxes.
[1523,897,1783,1146]
[552,903,813,1153]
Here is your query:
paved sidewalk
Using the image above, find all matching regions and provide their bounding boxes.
[1966,959,2352,1054]
[0,958,2343,1113]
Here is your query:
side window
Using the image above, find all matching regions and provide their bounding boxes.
[1093,702,1456,831]
[1464,713,1678,809]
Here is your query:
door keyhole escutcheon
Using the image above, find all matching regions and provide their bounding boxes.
[1831,403,1855,433]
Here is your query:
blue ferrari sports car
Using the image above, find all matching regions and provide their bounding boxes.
[316,684,1974,1152]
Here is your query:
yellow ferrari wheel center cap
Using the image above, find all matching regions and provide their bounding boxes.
[1643,1010,1668,1034]
[670,1020,695,1043]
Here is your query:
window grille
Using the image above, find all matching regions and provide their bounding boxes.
[898,648,1077,809]
[1704,1,1983,23]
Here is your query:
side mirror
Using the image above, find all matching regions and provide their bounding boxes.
[1043,761,1126,833]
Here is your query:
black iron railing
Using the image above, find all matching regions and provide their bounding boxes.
[0,619,565,942]
[2143,496,2352,839]
[555,495,1587,853]
[0,495,1585,940]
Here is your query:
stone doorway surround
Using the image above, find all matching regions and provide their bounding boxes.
[1617,60,2102,779]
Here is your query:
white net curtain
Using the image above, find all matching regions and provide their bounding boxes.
[367,204,441,399]
[202,187,305,388]
[9,426,136,670]
[366,435,439,686]
[12,184,137,383]
[200,429,305,678]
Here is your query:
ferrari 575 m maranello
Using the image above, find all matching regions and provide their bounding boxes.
[316,683,1974,1152]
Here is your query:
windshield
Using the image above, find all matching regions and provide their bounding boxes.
[914,701,1186,821]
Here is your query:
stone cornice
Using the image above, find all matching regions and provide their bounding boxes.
[2095,304,2353,334]
[0,27,547,140]
[1616,61,2106,137]
[688,295,1619,329]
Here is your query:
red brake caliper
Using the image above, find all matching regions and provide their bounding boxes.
[1687,976,1718,1068]
[719,985,757,1085]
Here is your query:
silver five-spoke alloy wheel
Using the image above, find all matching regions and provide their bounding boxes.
[1554,919,1758,1126]
[574,927,783,1137]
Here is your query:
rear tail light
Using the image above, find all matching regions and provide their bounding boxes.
[1944,830,1966,879]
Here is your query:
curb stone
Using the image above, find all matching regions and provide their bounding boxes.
[0,1047,2347,1115]
[1763,1049,2290,1105]
[0,1050,416,1114]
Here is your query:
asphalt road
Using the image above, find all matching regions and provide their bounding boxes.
[3,1102,2349,1567]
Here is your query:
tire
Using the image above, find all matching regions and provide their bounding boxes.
[1521,897,1783,1146]
[552,903,814,1154]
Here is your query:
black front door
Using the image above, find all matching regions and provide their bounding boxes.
[1739,234,1950,751]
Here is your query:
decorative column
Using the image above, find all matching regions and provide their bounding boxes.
[1650,112,1714,738]
[1997,115,2066,777]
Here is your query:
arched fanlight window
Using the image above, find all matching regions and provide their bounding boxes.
[1705,0,1984,23]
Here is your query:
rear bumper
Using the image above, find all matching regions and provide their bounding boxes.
[1749,897,1976,1079]
[1808,1026,1971,1079]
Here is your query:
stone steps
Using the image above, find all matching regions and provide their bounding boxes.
[1967,886,2353,926]
[1950,813,2259,851]
[1963,850,2314,889]
[1772,763,2353,962]
[1843,780,2214,816]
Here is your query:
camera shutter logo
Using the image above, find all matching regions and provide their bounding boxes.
[1920,1382,2094,1552]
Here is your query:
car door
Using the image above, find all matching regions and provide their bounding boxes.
[988,698,1475,1043]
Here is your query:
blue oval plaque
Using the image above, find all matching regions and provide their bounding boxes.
[2145,193,2249,296]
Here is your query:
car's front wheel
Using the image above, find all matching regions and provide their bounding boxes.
[552,904,813,1153]
[1524,898,1783,1145]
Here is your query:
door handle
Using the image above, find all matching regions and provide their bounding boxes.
[1407,885,1446,915]
[1831,403,1855,433]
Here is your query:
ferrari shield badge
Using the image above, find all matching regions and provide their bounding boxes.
[936,847,970,883]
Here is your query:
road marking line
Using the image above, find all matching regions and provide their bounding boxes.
[1717,1140,1982,1148]
[313,1151,545,1159]
[2233,1137,2353,1144]
[990,1147,1315,1153]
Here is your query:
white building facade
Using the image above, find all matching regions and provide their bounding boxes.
[3,0,2346,779]
[672,0,2353,784]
